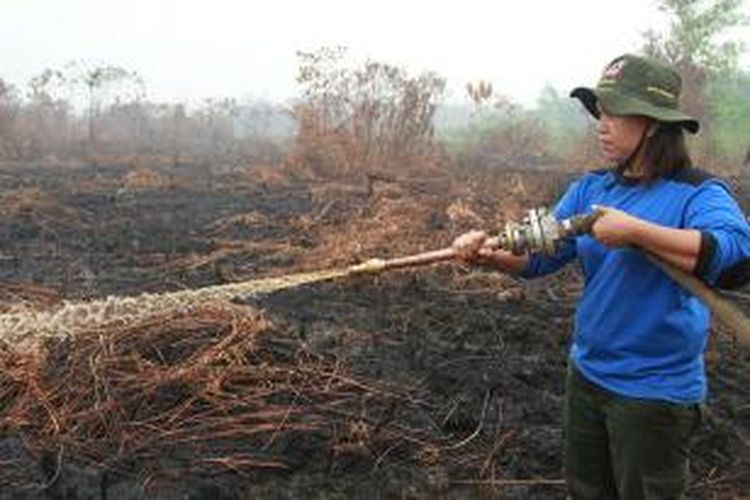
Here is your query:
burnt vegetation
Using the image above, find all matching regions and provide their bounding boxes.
[0,18,750,500]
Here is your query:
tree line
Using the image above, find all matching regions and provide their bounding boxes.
[0,61,293,165]
[0,0,747,174]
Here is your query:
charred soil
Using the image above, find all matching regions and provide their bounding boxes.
[0,162,747,499]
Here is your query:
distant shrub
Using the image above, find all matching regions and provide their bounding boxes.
[289,47,446,178]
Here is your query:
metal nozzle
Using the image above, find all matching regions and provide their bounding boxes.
[496,208,602,255]
[499,207,563,255]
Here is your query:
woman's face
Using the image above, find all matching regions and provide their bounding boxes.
[596,107,653,164]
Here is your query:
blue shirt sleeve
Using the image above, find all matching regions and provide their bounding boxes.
[519,176,585,278]
[685,180,750,287]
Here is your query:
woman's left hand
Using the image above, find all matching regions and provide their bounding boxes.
[590,205,645,248]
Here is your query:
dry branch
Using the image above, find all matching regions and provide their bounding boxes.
[0,304,431,489]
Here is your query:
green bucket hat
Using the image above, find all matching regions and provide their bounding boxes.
[570,54,699,134]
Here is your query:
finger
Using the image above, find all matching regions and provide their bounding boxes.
[465,234,487,250]
[452,234,471,249]
[591,204,610,214]
[477,248,494,258]
[468,230,488,243]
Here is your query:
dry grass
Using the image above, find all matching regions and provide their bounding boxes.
[122,168,174,190]
[290,169,562,272]
[204,212,269,234]
[164,239,303,275]
[0,188,78,224]
[0,304,424,487]
[0,282,62,314]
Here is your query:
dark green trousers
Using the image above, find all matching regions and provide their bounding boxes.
[565,365,701,500]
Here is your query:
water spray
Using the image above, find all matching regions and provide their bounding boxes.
[1,207,748,348]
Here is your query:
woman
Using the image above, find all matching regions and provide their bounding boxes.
[453,54,750,499]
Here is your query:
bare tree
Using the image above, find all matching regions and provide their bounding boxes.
[63,62,144,156]
[0,78,21,159]
[194,98,238,163]
[292,46,445,177]
[23,69,72,159]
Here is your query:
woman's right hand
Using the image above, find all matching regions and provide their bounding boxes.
[451,230,488,263]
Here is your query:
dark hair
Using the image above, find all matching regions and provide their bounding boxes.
[620,123,692,182]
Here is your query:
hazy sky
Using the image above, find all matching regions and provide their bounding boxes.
[3,0,749,107]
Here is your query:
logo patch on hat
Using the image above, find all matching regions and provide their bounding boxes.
[602,60,625,79]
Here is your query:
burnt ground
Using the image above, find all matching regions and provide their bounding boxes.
[0,161,748,499]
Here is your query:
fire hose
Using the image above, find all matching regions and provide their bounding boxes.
[347,207,750,348]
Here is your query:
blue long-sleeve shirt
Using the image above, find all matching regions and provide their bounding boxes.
[522,167,750,403]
